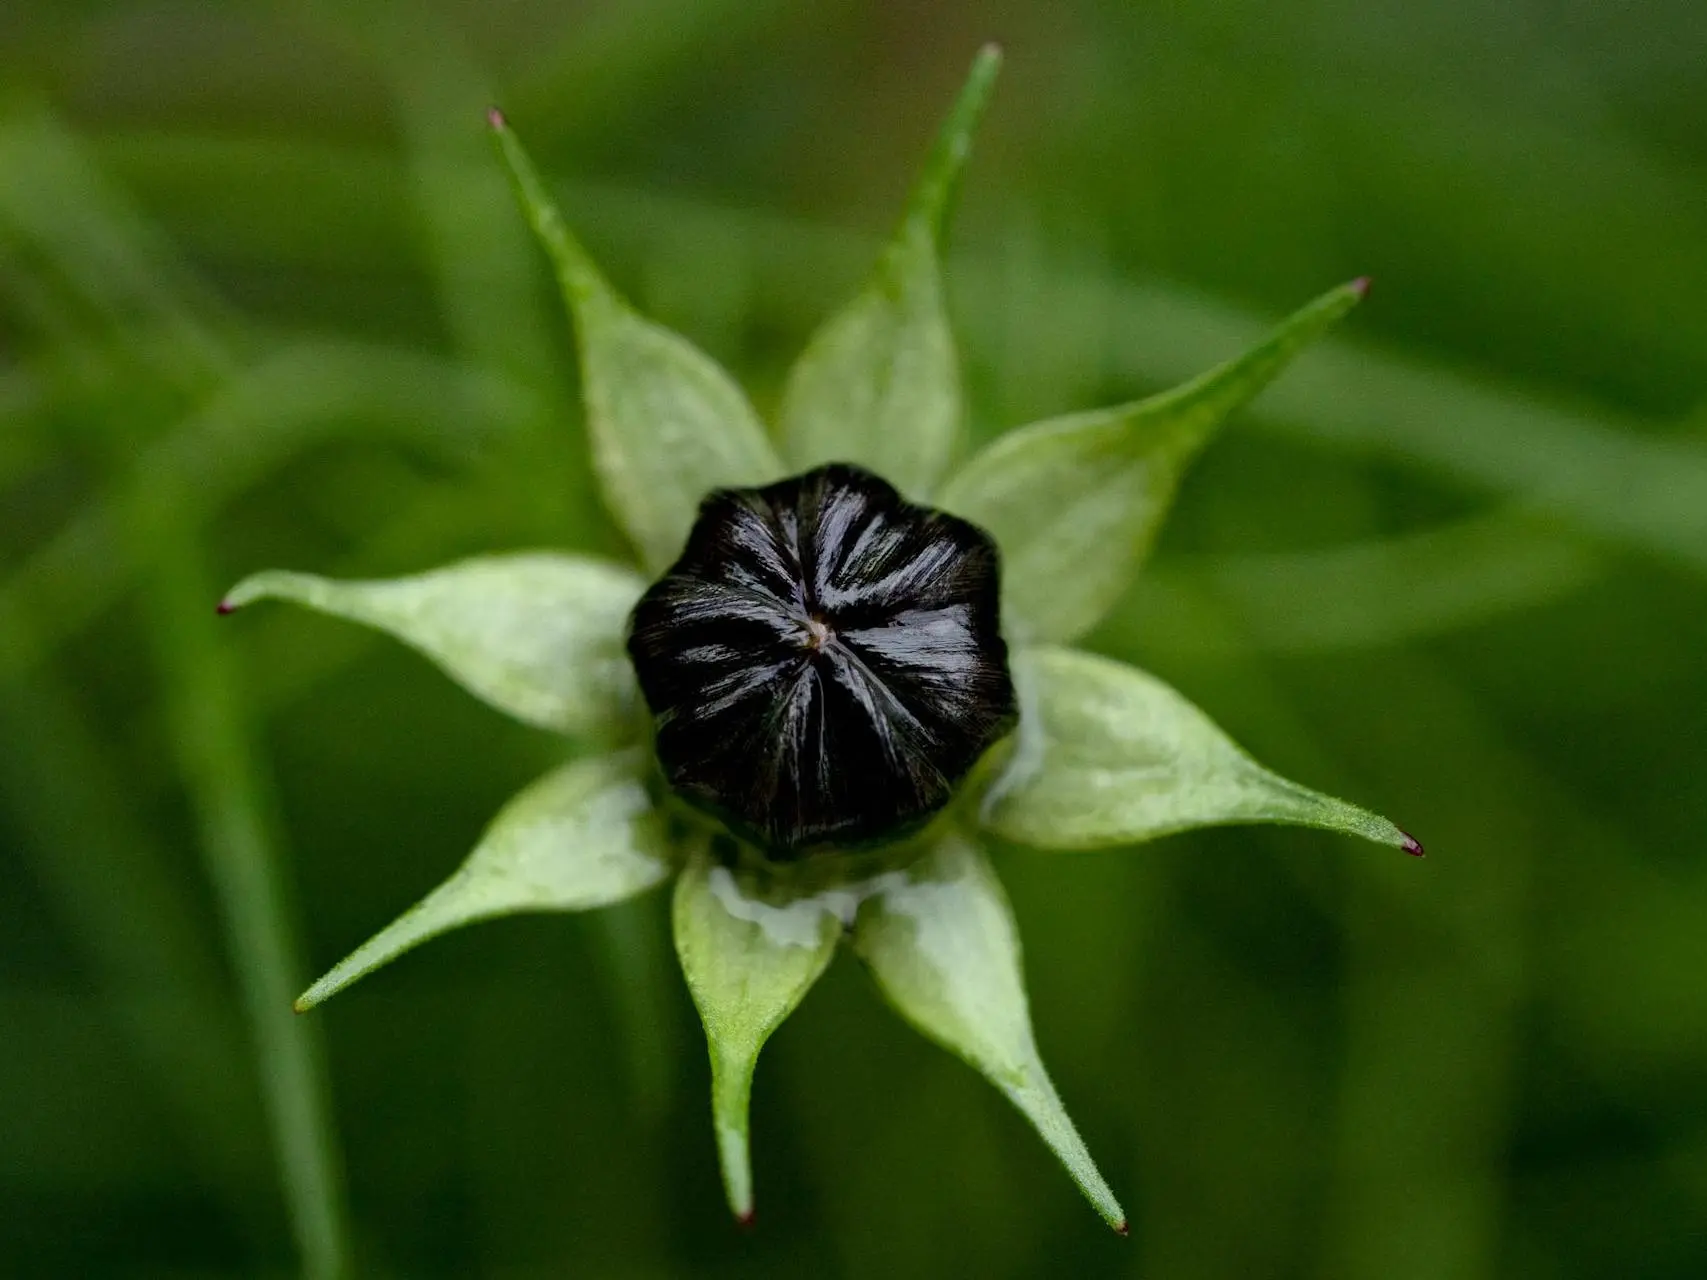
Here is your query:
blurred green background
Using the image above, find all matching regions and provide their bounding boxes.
[4,1,1707,1276]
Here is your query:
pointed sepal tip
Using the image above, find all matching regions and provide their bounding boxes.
[905,42,1004,240]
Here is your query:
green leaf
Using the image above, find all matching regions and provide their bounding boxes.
[295,751,672,1010]
[777,45,1001,497]
[985,646,1421,854]
[221,553,644,738]
[673,851,843,1223]
[489,112,782,571]
[852,830,1126,1231]
[937,280,1368,644]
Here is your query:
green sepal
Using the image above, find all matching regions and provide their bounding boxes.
[984,646,1420,854]
[852,830,1127,1231]
[489,112,782,571]
[672,850,843,1223]
[221,553,643,738]
[777,45,1001,497]
[295,750,673,1011]
[938,279,1368,643]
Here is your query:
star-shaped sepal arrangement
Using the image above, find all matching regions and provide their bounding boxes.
[220,44,1422,1235]
[629,463,1016,854]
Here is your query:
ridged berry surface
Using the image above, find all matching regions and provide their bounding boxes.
[627,464,1016,855]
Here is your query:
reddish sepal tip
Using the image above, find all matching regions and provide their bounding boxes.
[215,600,235,615]
[1400,831,1426,858]
[1115,1220,1130,1237]
[486,105,507,130]
[734,1209,755,1231]
[1350,275,1373,297]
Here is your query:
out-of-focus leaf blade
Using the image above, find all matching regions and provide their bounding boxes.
[938,281,1366,644]
[1184,508,1603,653]
[777,45,1000,497]
[852,829,1126,1231]
[489,113,781,570]
[296,751,671,1010]
[221,553,643,737]
[673,851,842,1223]
[986,646,1419,853]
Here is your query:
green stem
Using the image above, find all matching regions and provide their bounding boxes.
[134,477,354,1279]
[0,598,262,1229]
[11,107,355,1273]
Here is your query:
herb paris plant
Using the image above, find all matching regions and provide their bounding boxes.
[221,45,1420,1232]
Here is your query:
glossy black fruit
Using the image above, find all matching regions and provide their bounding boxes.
[626,463,1017,856]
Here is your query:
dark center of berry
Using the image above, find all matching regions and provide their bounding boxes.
[625,463,1017,856]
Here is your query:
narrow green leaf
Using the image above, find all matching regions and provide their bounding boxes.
[221,553,643,738]
[777,45,1001,496]
[853,830,1126,1231]
[985,646,1421,854]
[938,280,1368,644]
[296,751,671,1011]
[489,112,782,570]
[673,851,843,1223]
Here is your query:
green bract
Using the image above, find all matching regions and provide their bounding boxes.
[224,45,1420,1233]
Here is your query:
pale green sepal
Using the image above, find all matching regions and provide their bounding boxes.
[489,113,782,570]
[221,553,643,738]
[295,751,672,1011]
[938,279,1368,644]
[985,646,1417,853]
[852,830,1127,1232]
[777,45,1002,496]
[672,851,844,1222]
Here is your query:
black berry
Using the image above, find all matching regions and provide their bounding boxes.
[626,464,1017,856]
